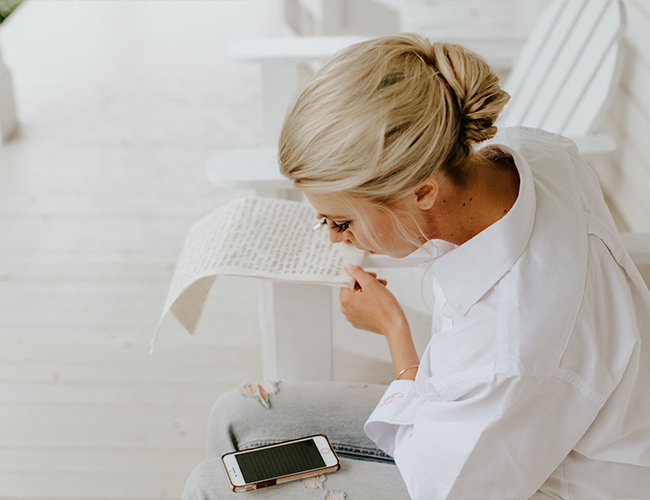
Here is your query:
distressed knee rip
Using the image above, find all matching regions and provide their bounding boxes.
[301,474,326,489]
[324,490,346,500]
[300,474,346,499]
[239,381,280,409]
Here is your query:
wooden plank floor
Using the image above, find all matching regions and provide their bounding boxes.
[0,2,392,498]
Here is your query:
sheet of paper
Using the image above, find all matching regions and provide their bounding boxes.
[153,196,364,348]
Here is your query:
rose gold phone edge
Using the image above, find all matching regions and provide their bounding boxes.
[221,434,341,493]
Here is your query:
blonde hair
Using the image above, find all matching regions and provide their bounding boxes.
[278,33,510,204]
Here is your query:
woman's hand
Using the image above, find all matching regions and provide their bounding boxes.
[341,265,420,381]
[340,264,407,336]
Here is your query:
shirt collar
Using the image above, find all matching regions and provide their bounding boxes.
[426,143,536,315]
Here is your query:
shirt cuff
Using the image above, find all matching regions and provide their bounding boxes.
[364,380,424,456]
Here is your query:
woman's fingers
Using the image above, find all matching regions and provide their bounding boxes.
[347,267,387,288]
[339,265,403,334]
[344,264,378,288]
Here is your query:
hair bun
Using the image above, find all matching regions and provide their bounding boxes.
[427,42,510,145]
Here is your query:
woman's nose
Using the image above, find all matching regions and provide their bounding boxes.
[329,229,348,244]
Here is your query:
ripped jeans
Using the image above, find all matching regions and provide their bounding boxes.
[182,381,411,500]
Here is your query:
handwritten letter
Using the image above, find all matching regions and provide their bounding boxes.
[154,197,364,343]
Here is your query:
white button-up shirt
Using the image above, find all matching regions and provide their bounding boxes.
[365,127,650,499]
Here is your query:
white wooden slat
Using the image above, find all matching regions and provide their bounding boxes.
[0,448,202,474]
[625,1,650,68]
[0,285,176,329]
[613,166,650,225]
[0,324,253,346]
[0,253,183,281]
[504,0,587,126]
[594,151,650,232]
[607,87,650,182]
[529,0,612,132]
[0,286,259,335]
[0,382,237,405]
[0,341,262,364]
[543,0,624,134]
[592,106,650,231]
[0,351,261,382]
[0,471,188,499]
[620,3,650,116]
[0,421,208,449]
[0,258,176,281]
[0,165,218,197]
[563,44,623,134]
[0,363,257,394]
[0,203,219,221]
[0,218,197,253]
[504,0,566,99]
[0,401,215,427]
[0,252,179,279]
[631,0,650,19]
[0,363,251,384]
[0,193,237,220]
[0,257,257,288]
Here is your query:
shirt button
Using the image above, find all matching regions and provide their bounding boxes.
[455,303,462,311]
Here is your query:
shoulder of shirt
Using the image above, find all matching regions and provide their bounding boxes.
[423,126,645,406]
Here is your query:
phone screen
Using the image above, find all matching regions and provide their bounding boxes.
[235,438,326,483]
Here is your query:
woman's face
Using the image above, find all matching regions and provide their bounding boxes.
[303,192,424,258]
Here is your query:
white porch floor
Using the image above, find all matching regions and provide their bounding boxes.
[0,2,393,498]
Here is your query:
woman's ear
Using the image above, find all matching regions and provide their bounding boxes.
[414,178,439,210]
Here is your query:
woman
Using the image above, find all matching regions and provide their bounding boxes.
[184,34,650,499]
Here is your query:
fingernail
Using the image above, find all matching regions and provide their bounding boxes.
[345,264,353,270]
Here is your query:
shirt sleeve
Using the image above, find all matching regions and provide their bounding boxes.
[364,380,425,456]
[365,373,601,499]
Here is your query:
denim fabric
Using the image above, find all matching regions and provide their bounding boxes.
[182,381,411,499]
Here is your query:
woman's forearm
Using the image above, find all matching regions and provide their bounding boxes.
[385,315,420,381]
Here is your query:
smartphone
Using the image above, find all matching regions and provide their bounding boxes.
[221,434,340,492]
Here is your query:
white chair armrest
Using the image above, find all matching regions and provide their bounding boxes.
[229,34,515,72]
[569,134,617,161]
